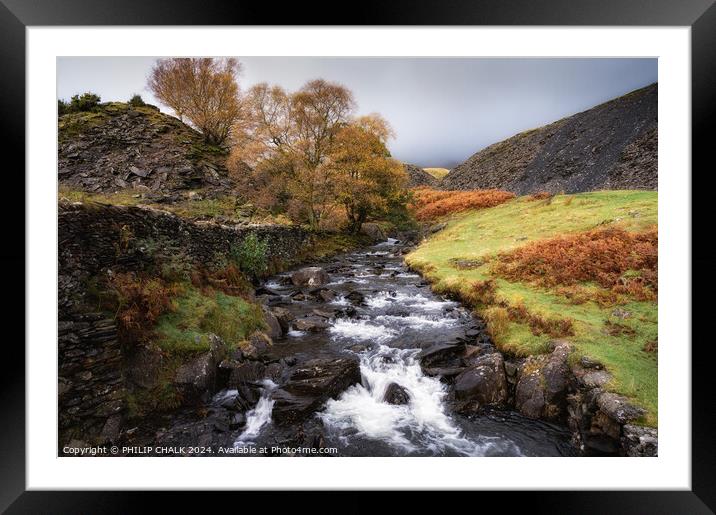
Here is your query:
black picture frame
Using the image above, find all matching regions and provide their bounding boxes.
[3,0,714,511]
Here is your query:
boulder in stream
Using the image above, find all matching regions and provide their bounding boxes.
[291,267,330,287]
[294,316,330,332]
[515,340,571,420]
[262,307,283,339]
[271,307,295,334]
[383,383,410,405]
[272,357,361,426]
[453,353,508,412]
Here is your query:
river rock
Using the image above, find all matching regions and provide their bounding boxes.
[272,357,361,426]
[621,424,658,457]
[270,307,294,333]
[174,352,216,400]
[595,392,645,424]
[291,267,330,287]
[312,308,335,319]
[383,383,410,405]
[418,342,464,369]
[453,353,508,412]
[294,316,330,332]
[262,307,283,339]
[515,341,571,420]
[240,331,272,359]
[316,289,337,303]
[226,361,266,389]
[346,291,365,305]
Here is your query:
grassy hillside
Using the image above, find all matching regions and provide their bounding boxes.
[406,191,658,425]
[423,167,450,180]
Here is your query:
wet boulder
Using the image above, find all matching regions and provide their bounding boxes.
[262,307,283,339]
[346,291,365,306]
[173,334,228,401]
[418,342,464,370]
[621,424,658,457]
[515,341,571,420]
[174,352,216,400]
[240,331,273,359]
[383,383,410,405]
[294,316,330,332]
[270,307,295,334]
[226,360,266,389]
[291,267,330,287]
[316,289,337,303]
[312,308,335,319]
[453,353,508,412]
[272,357,361,426]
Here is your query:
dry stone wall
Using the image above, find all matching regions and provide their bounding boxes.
[58,201,312,446]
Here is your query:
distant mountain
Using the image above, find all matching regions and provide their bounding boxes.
[442,83,657,194]
[403,163,438,188]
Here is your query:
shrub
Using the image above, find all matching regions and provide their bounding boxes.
[493,227,658,300]
[58,99,70,116]
[409,188,515,221]
[528,191,554,203]
[190,262,253,297]
[482,306,510,342]
[231,233,269,281]
[108,272,179,343]
[506,301,574,338]
[468,279,497,305]
[128,94,146,107]
[68,92,101,113]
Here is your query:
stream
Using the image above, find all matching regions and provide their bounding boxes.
[141,238,577,457]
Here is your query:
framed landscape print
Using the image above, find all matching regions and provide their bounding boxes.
[5,0,715,511]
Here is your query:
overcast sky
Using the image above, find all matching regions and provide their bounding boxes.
[57,57,657,168]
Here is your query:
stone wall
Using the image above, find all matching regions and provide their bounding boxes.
[58,200,312,447]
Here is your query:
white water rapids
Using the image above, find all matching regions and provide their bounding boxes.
[318,345,518,456]
[228,238,526,456]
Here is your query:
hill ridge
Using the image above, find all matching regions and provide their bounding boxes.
[442,83,657,194]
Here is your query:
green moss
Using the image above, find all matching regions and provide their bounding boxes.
[296,232,373,263]
[406,190,658,426]
[58,186,147,206]
[126,356,183,419]
[154,284,266,355]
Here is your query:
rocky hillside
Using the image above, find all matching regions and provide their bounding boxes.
[58,102,232,200]
[403,163,438,188]
[443,83,657,194]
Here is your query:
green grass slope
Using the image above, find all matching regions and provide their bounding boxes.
[406,191,658,425]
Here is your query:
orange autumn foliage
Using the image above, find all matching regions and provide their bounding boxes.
[410,188,515,221]
[493,227,658,301]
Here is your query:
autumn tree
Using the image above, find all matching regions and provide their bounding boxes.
[231,79,356,230]
[148,57,242,145]
[329,115,407,233]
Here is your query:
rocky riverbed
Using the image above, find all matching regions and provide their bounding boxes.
[116,238,582,457]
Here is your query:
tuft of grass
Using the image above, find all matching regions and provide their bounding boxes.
[406,190,658,426]
[154,284,266,355]
[58,186,147,207]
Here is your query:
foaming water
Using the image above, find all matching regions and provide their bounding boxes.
[234,380,277,445]
[319,345,522,456]
[366,291,456,311]
[329,319,398,343]
[374,314,457,329]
